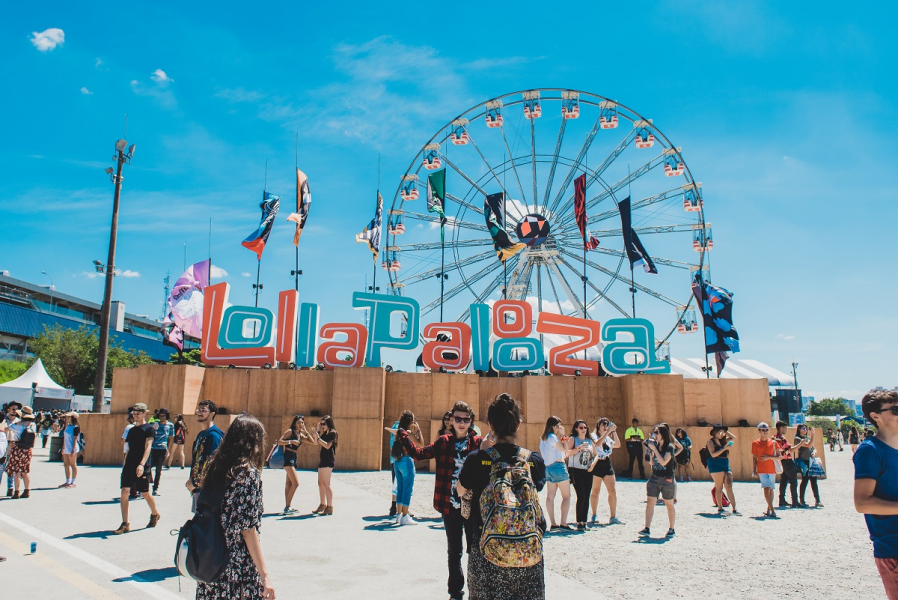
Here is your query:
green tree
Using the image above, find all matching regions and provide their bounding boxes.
[29,325,155,394]
[0,360,28,384]
[807,397,852,417]
[167,348,205,367]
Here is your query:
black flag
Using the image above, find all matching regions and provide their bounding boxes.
[485,192,505,226]
[618,196,658,274]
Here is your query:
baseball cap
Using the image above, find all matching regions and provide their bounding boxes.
[131,402,148,412]
[757,422,770,430]
[158,407,170,415]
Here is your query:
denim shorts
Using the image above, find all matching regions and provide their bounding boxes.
[646,474,676,500]
[707,457,730,474]
[546,461,569,484]
[758,473,776,488]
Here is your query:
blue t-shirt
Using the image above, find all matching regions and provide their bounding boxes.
[152,421,174,450]
[854,437,898,558]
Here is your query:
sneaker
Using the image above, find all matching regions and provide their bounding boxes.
[608,517,622,525]
[58,482,70,488]
[815,501,824,508]
[577,523,586,531]
[686,477,693,482]
[731,510,741,516]
[113,522,130,535]
[677,476,684,482]
[152,490,160,497]
[656,499,665,506]
[666,528,675,537]
[147,513,161,528]
[400,515,418,526]
[638,527,651,536]
[589,515,597,527]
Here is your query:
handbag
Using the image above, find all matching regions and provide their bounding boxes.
[774,458,783,475]
[460,489,473,520]
[266,445,285,470]
[174,482,229,582]
[808,456,826,479]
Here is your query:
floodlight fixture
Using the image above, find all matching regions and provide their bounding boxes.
[127,144,136,158]
[115,139,128,152]
[105,167,114,175]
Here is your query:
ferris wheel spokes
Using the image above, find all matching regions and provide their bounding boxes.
[553,242,695,271]
[400,210,483,232]
[542,117,569,209]
[546,116,603,216]
[419,257,506,316]
[557,247,679,307]
[554,254,631,318]
[587,185,693,227]
[396,250,496,287]
[497,123,530,208]
[395,238,493,253]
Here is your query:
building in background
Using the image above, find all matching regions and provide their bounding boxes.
[0,273,198,363]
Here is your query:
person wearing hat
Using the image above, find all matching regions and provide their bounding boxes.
[115,403,161,534]
[6,406,38,499]
[3,402,22,496]
[751,422,781,518]
[706,424,739,515]
[622,418,646,479]
[148,408,174,496]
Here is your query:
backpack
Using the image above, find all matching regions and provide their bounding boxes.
[699,446,711,469]
[174,483,229,583]
[479,447,545,568]
[16,426,36,450]
[76,432,86,453]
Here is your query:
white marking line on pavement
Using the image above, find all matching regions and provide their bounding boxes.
[0,511,183,600]
[0,529,127,599]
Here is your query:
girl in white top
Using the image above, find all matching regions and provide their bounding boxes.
[539,416,581,531]
[588,418,622,525]
[60,412,80,488]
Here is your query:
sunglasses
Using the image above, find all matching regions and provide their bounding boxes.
[577,426,588,430]
[879,406,898,416]
[452,416,472,424]
[758,428,769,432]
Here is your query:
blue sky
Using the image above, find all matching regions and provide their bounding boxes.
[1,2,895,400]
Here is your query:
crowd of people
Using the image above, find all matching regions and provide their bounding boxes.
[4,389,897,600]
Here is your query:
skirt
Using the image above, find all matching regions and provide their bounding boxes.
[467,543,545,600]
[7,445,33,475]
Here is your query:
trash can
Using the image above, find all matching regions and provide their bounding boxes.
[48,435,64,463]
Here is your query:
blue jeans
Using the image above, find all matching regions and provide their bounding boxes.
[394,455,415,507]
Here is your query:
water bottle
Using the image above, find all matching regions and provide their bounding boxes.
[30,542,37,554]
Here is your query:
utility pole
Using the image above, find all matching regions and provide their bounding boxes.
[93,138,135,412]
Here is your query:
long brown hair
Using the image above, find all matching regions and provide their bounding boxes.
[320,415,338,452]
[201,413,266,490]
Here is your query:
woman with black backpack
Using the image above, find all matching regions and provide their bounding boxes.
[196,413,276,600]
[457,393,547,600]
[6,406,37,499]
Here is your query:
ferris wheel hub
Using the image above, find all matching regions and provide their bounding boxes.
[515,213,551,247]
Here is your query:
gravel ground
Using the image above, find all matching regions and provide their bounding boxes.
[339,448,880,599]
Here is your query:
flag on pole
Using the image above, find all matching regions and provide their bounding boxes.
[356,191,383,260]
[574,174,600,250]
[691,281,740,375]
[242,192,280,259]
[286,168,311,246]
[485,192,505,226]
[161,316,184,353]
[427,169,447,224]
[618,196,658,274]
[165,258,210,340]
[484,193,525,262]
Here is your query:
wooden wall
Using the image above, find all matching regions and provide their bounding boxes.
[86,366,780,480]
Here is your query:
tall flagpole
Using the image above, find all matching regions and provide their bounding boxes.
[628,164,636,318]
[294,134,300,293]
[208,217,213,284]
[582,146,588,360]
[503,153,507,299]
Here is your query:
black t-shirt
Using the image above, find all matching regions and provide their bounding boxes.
[650,443,676,478]
[320,431,337,462]
[458,443,546,539]
[125,424,155,465]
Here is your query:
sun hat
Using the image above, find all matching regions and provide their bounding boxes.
[6,401,23,411]
[710,423,728,434]
[19,406,35,420]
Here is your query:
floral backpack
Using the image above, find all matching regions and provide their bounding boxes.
[479,447,545,568]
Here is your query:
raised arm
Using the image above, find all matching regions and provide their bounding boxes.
[400,429,439,461]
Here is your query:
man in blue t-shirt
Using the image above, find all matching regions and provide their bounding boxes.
[854,389,898,599]
[149,408,174,496]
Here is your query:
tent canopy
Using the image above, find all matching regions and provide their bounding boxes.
[0,359,73,407]
[669,358,795,387]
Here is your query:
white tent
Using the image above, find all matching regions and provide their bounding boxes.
[0,359,74,408]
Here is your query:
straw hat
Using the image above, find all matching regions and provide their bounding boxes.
[19,406,35,420]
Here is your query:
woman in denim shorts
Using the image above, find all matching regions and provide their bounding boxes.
[639,423,678,538]
[707,424,739,515]
[539,416,580,530]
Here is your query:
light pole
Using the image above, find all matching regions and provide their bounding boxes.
[791,361,801,413]
[41,271,54,312]
[92,138,135,412]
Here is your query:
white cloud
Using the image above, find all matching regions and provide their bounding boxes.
[30,28,64,52]
[131,78,176,109]
[78,271,101,279]
[210,265,228,278]
[776,333,795,340]
[94,57,103,69]
[79,87,92,95]
[150,69,172,85]
[240,272,252,277]
[117,269,140,278]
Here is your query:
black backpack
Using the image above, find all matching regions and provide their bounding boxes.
[699,446,711,469]
[17,427,36,450]
[174,483,229,583]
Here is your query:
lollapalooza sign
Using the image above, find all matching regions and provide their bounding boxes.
[200,282,671,376]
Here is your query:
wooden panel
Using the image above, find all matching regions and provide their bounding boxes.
[200,368,251,415]
[111,368,140,414]
[290,370,334,417]
[333,417,386,471]
[477,377,522,420]
[430,373,479,420]
[684,379,722,426]
[720,379,771,426]
[182,366,205,416]
[622,374,686,428]
[332,368,385,420]
[384,372,432,424]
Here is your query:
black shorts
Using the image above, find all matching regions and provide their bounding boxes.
[676,450,691,466]
[319,454,335,469]
[591,459,614,478]
[284,452,298,468]
[121,464,151,493]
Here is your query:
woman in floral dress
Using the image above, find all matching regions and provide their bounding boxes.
[197,413,276,600]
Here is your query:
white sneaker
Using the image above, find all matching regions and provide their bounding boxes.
[395,514,402,526]
[400,515,418,526]
[608,517,622,525]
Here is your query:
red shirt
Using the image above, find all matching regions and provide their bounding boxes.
[752,438,778,474]
[772,433,793,460]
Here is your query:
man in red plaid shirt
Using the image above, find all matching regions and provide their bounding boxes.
[401,400,482,600]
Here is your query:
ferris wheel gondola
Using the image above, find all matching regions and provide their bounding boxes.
[384,89,711,356]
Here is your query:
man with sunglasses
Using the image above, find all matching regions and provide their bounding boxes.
[400,401,482,600]
[186,399,223,511]
[854,390,898,599]
[751,422,780,518]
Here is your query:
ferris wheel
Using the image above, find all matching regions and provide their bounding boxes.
[384,89,711,353]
